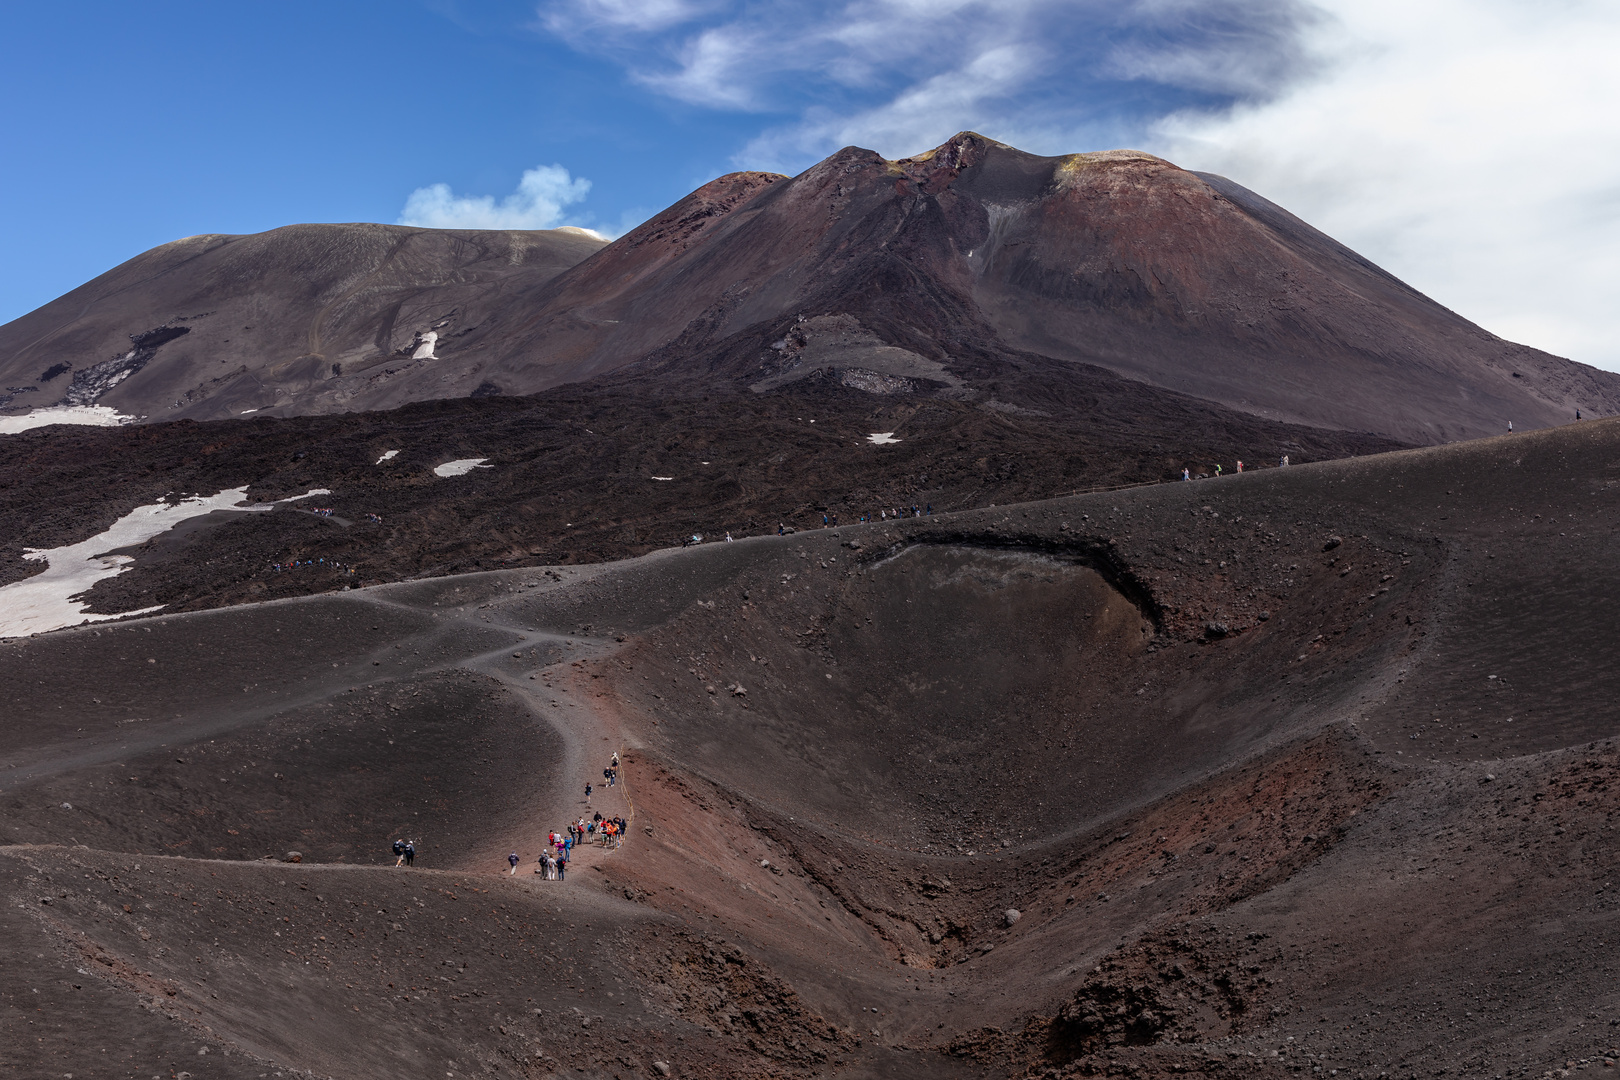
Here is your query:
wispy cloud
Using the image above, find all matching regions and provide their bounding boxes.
[539,0,1316,165]
[399,164,594,230]
[738,41,1048,173]
[544,0,715,35]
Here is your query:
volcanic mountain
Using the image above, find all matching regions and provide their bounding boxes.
[4,133,1616,443]
[5,132,1620,1080]
[0,224,608,423]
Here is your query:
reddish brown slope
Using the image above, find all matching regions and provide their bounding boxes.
[497,132,1619,444]
[966,145,1609,442]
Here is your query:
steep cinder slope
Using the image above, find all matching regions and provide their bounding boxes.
[968,146,1617,442]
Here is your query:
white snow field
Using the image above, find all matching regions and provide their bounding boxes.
[432,458,490,477]
[0,406,138,434]
[0,488,329,638]
[866,432,901,445]
[375,450,400,464]
[411,332,438,360]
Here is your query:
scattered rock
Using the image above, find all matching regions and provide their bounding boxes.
[1004,908,1021,927]
[1204,622,1229,638]
[1324,535,1343,551]
[283,851,303,863]
[653,1062,672,1077]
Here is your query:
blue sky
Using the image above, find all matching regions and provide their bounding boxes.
[5,1,1618,369]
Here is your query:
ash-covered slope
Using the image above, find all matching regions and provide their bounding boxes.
[0,223,606,422]
[3,419,1620,1078]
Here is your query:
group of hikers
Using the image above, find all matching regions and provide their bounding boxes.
[768,504,936,536]
[1181,456,1289,481]
[391,839,417,866]
[507,812,629,880]
[499,752,627,881]
[270,557,355,574]
[820,505,933,528]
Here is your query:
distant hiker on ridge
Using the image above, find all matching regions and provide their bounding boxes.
[508,852,520,875]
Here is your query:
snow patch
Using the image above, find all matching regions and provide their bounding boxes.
[433,458,490,477]
[411,331,438,360]
[0,488,330,639]
[0,405,138,434]
[867,432,902,445]
[376,450,400,464]
[650,476,674,481]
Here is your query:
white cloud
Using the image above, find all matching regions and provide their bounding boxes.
[399,164,593,230]
[543,0,1058,118]
[540,0,1310,166]
[1105,0,1320,96]
[640,24,771,109]
[1149,0,1620,370]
